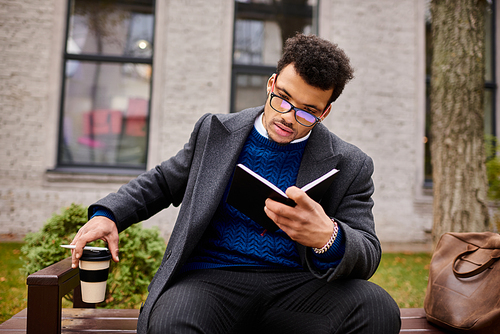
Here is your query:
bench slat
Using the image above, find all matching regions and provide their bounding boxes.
[1,308,449,333]
[400,308,447,333]
[62,308,140,319]
[62,319,138,332]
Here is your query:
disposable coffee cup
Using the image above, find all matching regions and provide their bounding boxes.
[79,249,112,303]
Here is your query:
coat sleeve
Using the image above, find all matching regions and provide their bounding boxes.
[89,113,212,233]
[304,154,380,281]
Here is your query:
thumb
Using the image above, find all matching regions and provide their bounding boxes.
[110,244,120,263]
[286,186,313,208]
[106,235,120,263]
[111,246,120,262]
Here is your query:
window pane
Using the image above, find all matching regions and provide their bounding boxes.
[234,74,268,112]
[233,0,317,66]
[60,61,151,167]
[67,0,154,58]
[424,82,432,183]
[425,1,432,78]
[484,88,494,136]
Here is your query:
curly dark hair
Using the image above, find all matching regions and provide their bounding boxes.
[276,33,354,103]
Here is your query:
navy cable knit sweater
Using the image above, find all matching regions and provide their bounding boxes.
[182,127,345,272]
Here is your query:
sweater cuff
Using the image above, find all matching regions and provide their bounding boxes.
[312,225,345,260]
[90,206,116,222]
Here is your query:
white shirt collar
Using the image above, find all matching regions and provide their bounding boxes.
[254,113,311,143]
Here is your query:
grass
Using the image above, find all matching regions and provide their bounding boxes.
[370,252,432,308]
[0,242,27,324]
[0,242,432,324]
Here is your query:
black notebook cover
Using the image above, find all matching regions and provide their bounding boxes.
[226,164,339,232]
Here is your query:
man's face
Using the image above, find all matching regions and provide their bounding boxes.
[262,64,334,145]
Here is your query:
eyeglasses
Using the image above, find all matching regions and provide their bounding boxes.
[269,75,330,127]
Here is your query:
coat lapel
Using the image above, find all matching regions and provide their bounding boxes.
[181,107,262,250]
[296,123,343,188]
[295,123,343,266]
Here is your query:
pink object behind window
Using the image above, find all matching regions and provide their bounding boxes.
[83,110,123,135]
[125,99,148,137]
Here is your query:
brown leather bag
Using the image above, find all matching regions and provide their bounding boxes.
[424,232,500,333]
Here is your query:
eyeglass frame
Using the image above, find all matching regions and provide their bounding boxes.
[269,74,332,127]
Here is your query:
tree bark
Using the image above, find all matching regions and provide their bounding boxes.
[430,0,489,247]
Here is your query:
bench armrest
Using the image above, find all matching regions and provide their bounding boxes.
[26,257,95,334]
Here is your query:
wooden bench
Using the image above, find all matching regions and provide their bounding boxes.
[0,257,448,333]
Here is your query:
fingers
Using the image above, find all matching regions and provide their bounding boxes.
[264,197,296,230]
[285,186,315,210]
[70,227,86,269]
[106,232,120,263]
[264,187,333,248]
[264,187,315,223]
[70,216,120,268]
[71,238,89,268]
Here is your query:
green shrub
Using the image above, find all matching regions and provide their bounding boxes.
[486,136,500,232]
[487,139,500,196]
[21,203,166,309]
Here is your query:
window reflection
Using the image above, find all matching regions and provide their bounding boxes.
[234,74,268,113]
[67,0,154,58]
[232,0,317,112]
[234,20,265,65]
[60,62,151,167]
[59,0,154,169]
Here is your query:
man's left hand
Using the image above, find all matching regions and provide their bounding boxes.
[264,186,334,248]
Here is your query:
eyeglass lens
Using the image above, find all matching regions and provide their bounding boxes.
[274,96,317,126]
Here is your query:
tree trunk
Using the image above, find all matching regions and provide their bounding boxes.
[430,0,489,247]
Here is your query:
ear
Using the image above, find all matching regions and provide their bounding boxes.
[266,74,276,95]
[320,104,332,121]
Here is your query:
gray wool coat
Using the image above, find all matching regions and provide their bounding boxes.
[90,106,381,334]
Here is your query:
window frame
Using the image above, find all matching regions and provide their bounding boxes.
[230,0,318,113]
[56,0,156,173]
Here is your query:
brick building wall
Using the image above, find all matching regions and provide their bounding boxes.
[0,0,73,236]
[320,0,433,246]
[0,0,436,249]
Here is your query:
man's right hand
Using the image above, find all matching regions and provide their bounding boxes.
[70,216,120,269]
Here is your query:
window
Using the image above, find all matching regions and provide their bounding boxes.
[424,0,496,184]
[231,0,318,113]
[58,0,155,170]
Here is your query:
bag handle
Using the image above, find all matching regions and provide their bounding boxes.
[453,246,500,278]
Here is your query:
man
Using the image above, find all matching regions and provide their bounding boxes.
[71,33,401,333]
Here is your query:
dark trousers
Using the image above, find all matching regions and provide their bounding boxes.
[148,268,401,334]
